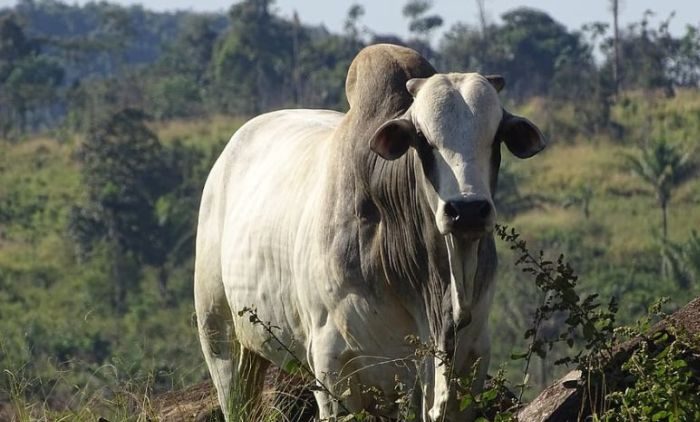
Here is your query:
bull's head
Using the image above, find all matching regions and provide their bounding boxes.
[368,73,545,420]
[370,74,544,234]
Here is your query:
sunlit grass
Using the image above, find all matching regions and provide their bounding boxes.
[503,132,700,263]
[153,114,246,147]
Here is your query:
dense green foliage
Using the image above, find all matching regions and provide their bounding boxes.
[0,0,699,419]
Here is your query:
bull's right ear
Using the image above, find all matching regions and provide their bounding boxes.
[369,119,416,160]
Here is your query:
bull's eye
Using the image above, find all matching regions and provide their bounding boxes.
[416,131,436,150]
[415,135,435,171]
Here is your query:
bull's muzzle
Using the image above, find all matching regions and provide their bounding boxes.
[439,198,494,236]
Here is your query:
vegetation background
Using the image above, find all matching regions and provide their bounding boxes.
[0,0,699,419]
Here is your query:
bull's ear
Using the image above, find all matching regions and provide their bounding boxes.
[498,111,546,158]
[369,119,416,160]
[485,75,505,92]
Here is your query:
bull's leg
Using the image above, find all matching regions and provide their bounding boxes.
[451,330,491,422]
[426,329,491,422]
[195,293,236,420]
[194,262,242,420]
[310,351,343,420]
[309,329,360,421]
[195,215,241,420]
[427,356,452,422]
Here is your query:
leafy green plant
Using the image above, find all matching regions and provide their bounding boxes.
[495,225,618,401]
[599,299,700,421]
[602,338,700,421]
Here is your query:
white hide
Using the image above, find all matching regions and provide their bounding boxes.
[197,109,424,419]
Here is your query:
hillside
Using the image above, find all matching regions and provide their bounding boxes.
[1,89,699,419]
[2,0,700,419]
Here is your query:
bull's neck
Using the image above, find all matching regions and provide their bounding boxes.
[356,139,450,339]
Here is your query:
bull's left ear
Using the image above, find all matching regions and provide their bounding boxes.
[498,111,546,159]
[369,119,416,160]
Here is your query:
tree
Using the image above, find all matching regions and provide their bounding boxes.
[402,0,443,57]
[609,0,621,96]
[144,16,219,119]
[601,11,677,95]
[439,22,498,73]
[70,109,176,311]
[669,25,700,88]
[96,5,135,75]
[660,232,700,289]
[0,12,36,81]
[0,12,63,135]
[440,8,595,101]
[625,139,696,240]
[160,15,218,84]
[475,0,488,37]
[211,0,294,114]
[498,8,588,99]
[344,3,366,47]
[295,33,358,110]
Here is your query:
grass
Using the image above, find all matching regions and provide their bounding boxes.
[153,114,247,148]
[505,136,700,262]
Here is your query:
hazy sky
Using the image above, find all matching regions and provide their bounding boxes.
[2,0,698,39]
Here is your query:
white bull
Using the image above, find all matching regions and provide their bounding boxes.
[195,44,545,421]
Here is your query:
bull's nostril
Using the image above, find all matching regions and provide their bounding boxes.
[444,202,459,220]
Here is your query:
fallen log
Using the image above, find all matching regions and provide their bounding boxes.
[518,297,700,421]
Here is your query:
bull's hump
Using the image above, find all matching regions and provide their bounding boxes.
[345,44,436,115]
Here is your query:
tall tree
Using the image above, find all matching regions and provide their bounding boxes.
[610,0,621,97]
[147,15,219,118]
[660,231,700,289]
[668,25,700,88]
[211,0,294,114]
[497,8,589,99]
[0,12,62,135]
[625,139,696,240]
[402,0,443,57]
[70,109,176,311]
[344,3,366,47]
[0,12,36,80]
[475,0,488,37]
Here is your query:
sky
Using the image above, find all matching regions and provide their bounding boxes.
[2,0,698,39]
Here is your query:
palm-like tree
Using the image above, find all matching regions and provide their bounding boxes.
[625,139,696,239]
[627,139,697,239]
[661,230,700,289]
